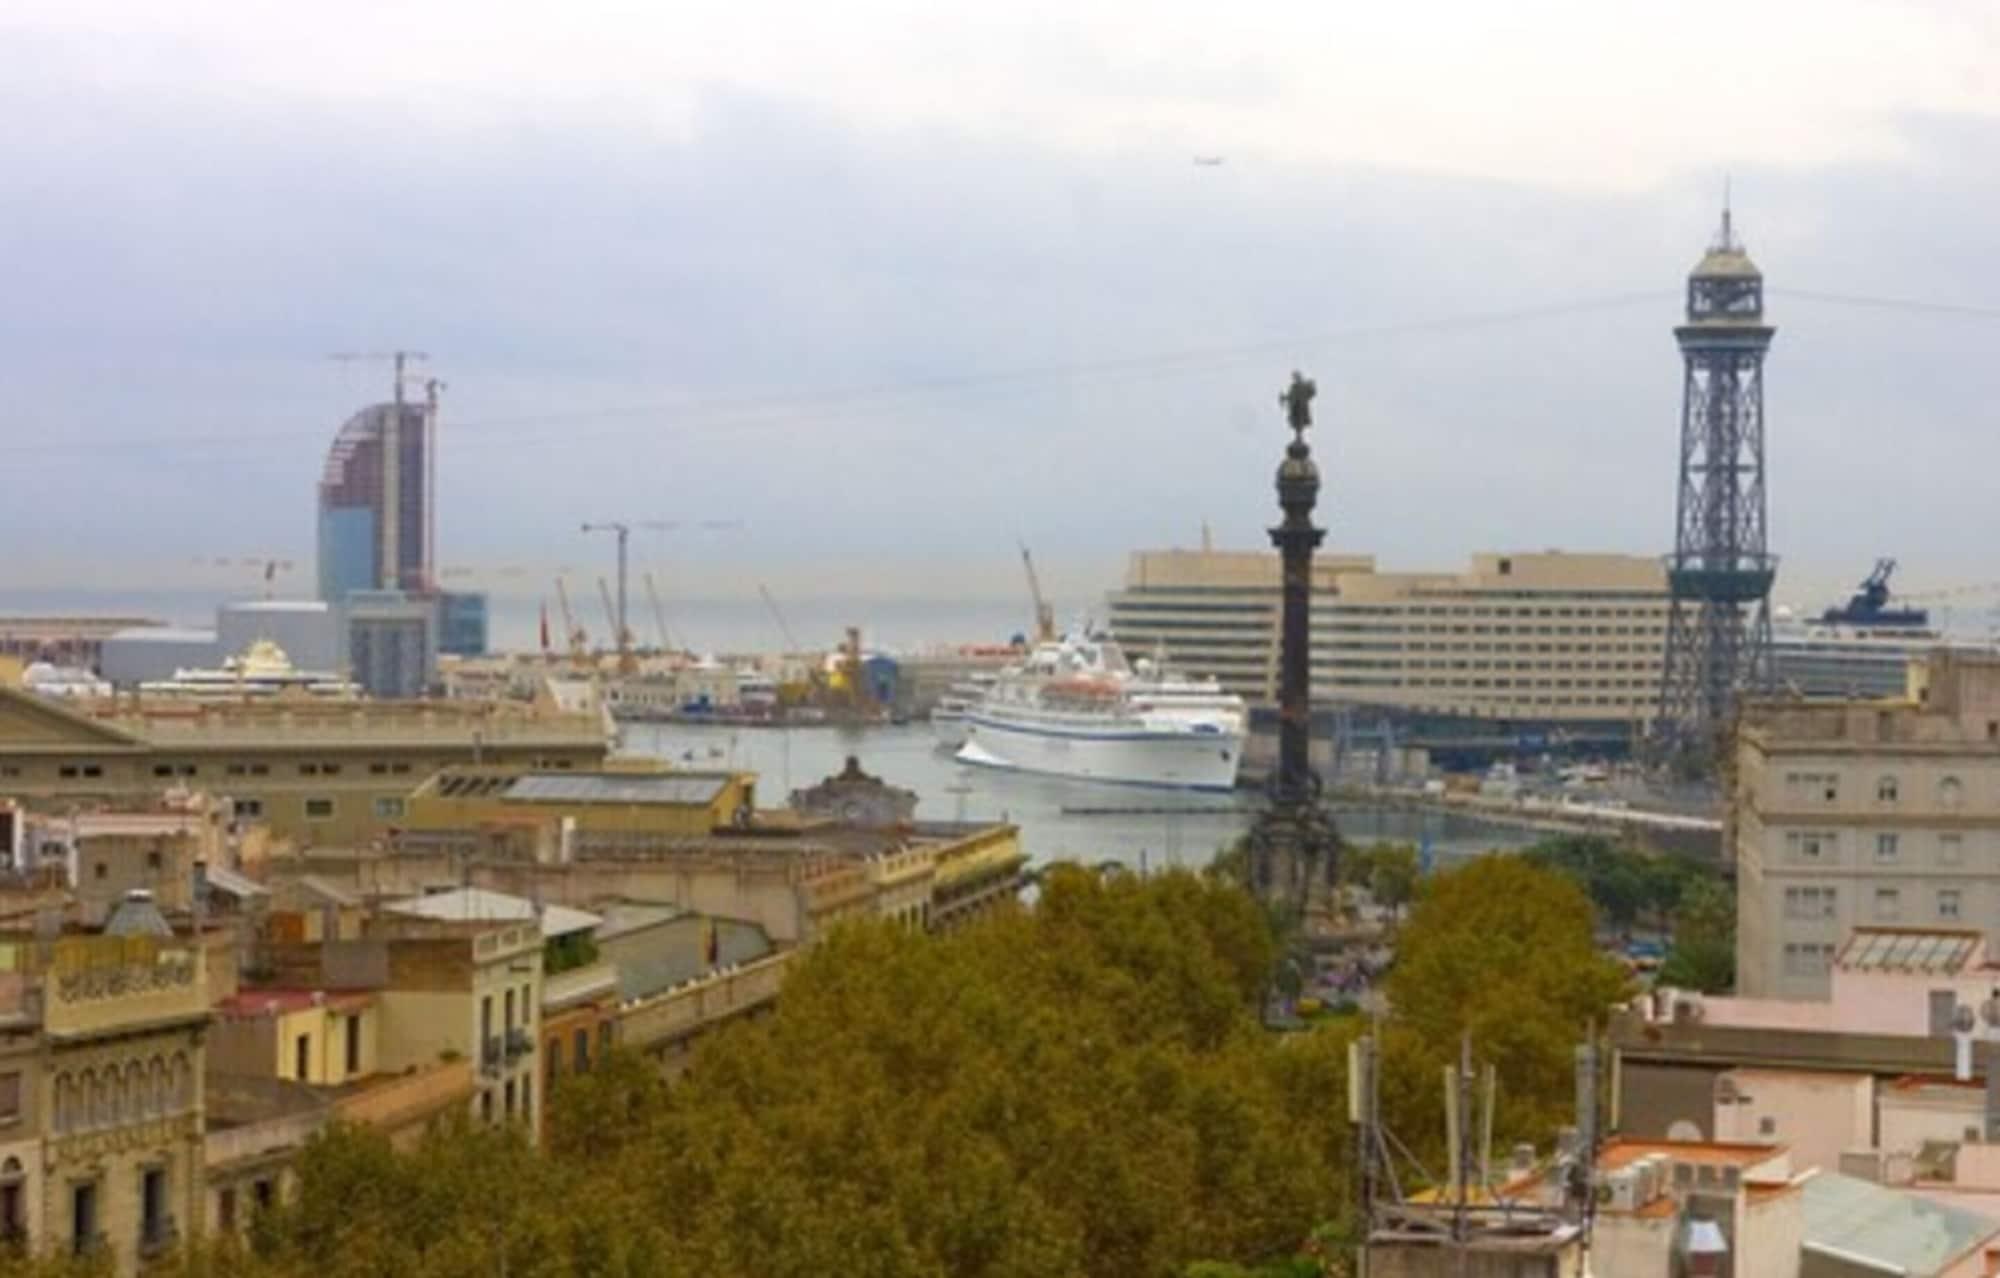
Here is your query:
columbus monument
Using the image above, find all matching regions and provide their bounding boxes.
[1246,371,1342,912]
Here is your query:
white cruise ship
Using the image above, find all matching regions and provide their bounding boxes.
[955,634,1246,791]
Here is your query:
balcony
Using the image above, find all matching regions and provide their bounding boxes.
[42,940,206,1042]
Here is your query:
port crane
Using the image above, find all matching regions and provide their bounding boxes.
[595,578,625,670]
[758,583,798,653]
[553,577,589,668]
[644,572,674,653]
[1019,542,1057,643]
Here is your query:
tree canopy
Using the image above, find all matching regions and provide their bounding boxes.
[0,869,1358,1278]
[1381,855,1630,1158]
[0,858,1638,1278]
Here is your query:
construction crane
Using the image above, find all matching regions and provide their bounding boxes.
[758,583,799,653]
[580,522,639,674]
[643,572,674,653]
[1019,542,1057,643]
[553,577,588,668]
[595,577,630,673]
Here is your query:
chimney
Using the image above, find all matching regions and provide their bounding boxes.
[1955,1003,1977,1082]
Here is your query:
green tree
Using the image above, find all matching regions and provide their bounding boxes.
[1384,856,1630,1158]
[1659,877,1735,993]
[1342,844,1419,921]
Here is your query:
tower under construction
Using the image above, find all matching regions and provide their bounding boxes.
[1656,205,1776,768]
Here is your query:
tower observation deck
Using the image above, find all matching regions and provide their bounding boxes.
[1656,205,1777,768]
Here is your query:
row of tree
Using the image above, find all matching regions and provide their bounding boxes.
[1519,833,1735,992]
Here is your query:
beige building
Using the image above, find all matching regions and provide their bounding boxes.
[0,683,611,848]
[11,930,210,1273]
[1107,548,1667,724]
[1734,651,2000,998]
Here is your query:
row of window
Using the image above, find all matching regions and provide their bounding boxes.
[36,758,422,782]
[51,1054,194,1134]
[1786,829,1968,866]
[1784,771,1970,810]
[1781,942,1837,978]
[1782,883,1964,923]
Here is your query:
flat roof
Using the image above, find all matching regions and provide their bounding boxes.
[218,989,373,1018]
[1804,1172,2000,1275]
[1599,1140,1786,1171]
[384,886,600,938]
[504,772,733,807]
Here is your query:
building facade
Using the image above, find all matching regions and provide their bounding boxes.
[1107,548,1668,728]
[1734,651,2000,999]
[318,403,431,602]
[344,591,438,699]
[0,683,612,847]
[29,934,208,1273]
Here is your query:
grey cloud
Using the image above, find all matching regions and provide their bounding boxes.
[2,72,1997,613]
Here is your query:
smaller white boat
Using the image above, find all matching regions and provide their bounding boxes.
[929,672,998,750]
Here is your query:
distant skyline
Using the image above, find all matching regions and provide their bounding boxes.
[4,2,1998,612]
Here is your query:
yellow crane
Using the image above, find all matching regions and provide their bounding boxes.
[1020,542,1056,643]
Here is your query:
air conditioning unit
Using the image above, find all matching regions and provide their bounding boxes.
[1598,1168,1643,1212]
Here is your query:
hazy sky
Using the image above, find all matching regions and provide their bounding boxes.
[4,1,1998,612]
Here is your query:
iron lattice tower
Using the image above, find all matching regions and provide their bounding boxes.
[1657,206,1777,767]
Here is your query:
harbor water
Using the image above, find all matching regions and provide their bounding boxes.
[619,720,1540,870]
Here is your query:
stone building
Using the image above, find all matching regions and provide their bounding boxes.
[1734,650,2000,998]
[0,682,610,848]
[12,925,210,1273]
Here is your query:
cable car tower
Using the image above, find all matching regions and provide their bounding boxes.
[1656,202,1777,771]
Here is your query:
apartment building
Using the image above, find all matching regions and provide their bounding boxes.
[1734,650,2000,999]
[1106,548,1668,726]
[0,924,211,1274]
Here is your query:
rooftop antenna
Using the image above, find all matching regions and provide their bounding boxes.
[1717,175,1736,251]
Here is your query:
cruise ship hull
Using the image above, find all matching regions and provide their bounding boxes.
[956,715,1242,791]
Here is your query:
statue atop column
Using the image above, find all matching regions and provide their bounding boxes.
[1247,370,1341,916]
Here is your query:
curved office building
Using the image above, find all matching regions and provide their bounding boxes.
[317,403,431,601]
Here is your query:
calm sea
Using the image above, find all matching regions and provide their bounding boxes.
[1,587,1054,655]
[619,720,1537,871]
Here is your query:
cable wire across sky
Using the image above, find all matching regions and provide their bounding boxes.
[2,284,1994,460]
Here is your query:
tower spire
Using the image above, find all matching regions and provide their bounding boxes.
[1717,175,1736,251]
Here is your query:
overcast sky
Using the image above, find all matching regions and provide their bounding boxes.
[3,1,1998,614]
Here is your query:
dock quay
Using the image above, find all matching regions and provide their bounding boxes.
[1059,803,1252,818]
